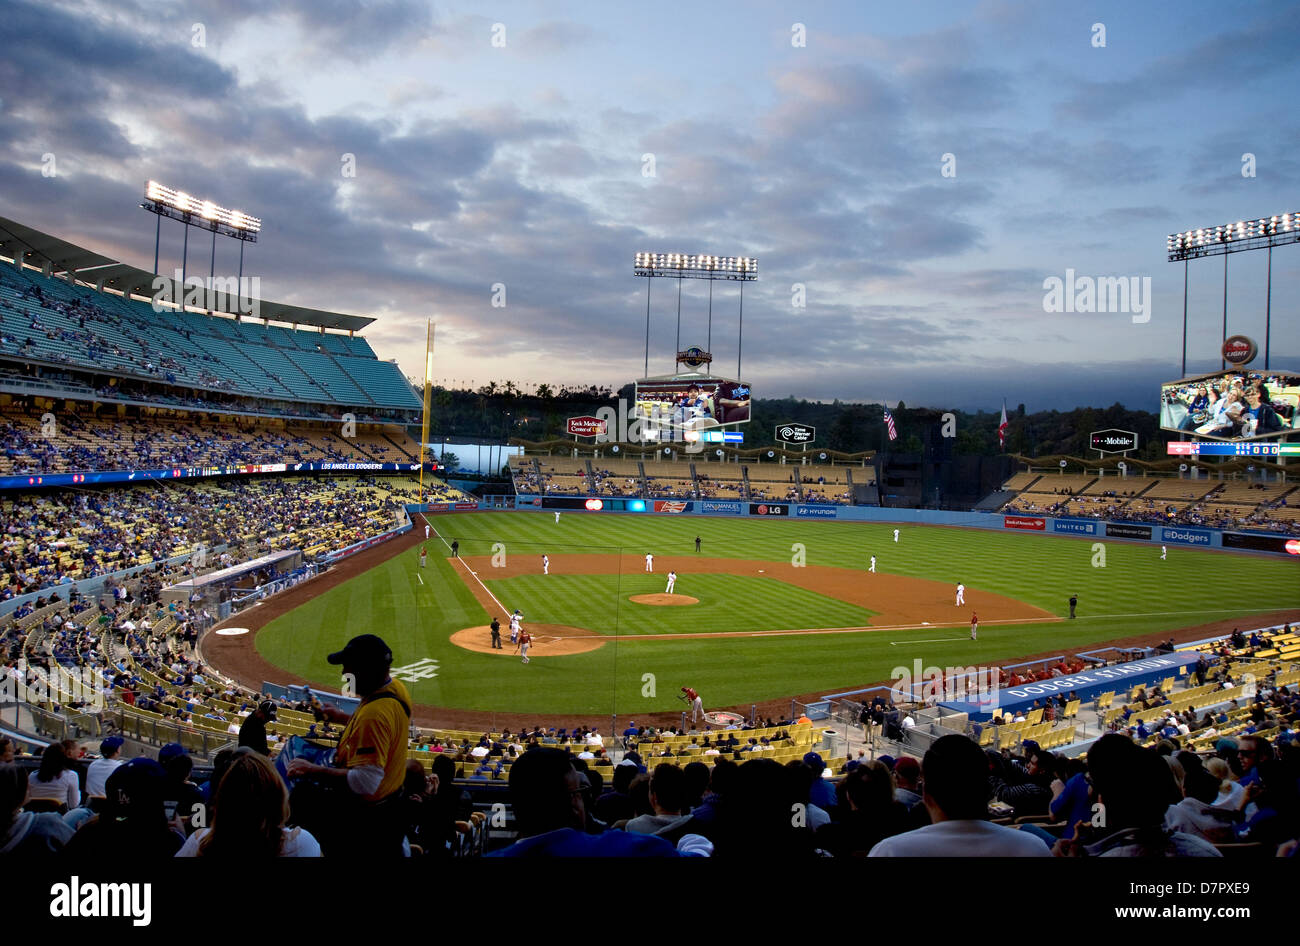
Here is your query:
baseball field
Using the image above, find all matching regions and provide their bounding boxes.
[236,511,1299,718]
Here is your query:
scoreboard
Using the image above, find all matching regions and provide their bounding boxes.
[1167,442,1300,456]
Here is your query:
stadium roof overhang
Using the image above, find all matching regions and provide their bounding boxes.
[0,216,374,332]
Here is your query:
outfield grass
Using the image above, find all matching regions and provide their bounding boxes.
[254,511,1300,716]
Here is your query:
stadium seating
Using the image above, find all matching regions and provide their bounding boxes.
[0,264,421,411]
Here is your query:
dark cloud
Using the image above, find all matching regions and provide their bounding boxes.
[0,1,1295,417]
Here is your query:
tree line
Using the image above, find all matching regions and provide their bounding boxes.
[409,380,1166,460]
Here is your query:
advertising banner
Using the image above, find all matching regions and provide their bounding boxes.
[701,500,743,515]
[1051,518,1098,535]
[653,500,693,513]
[0,461,435,492]
[795,505,838,518]
[1105,523,1153,539]
[1161,526,1212,546]
[1004,516,1046,531]
[1222,533,1300,554]
[749,503,788,516]
[566,416,607,437]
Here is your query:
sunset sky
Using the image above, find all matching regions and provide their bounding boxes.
[3,0,1297,411]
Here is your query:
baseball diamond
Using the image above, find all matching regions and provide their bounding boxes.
[211,510,1300,721]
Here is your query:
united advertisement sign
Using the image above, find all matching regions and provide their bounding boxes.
[1051,518,1098,535]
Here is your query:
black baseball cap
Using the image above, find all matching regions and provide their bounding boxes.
[327,634,393,667]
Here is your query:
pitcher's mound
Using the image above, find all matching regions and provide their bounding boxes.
[450,624,605,657]
[630,594,700,606]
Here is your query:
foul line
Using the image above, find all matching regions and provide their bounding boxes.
[426,514,510,617]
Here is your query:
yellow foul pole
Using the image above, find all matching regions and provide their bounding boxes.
[420,321,434,500]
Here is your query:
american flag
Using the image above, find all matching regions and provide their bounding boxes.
[883,408,898,441]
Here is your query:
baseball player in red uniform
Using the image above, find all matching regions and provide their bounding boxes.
[518,629,533,663]
[682,686,703,724]
[970,612,978,641]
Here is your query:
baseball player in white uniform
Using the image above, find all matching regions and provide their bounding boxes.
[869,555,876,573]
[542,554,549,575]
[893,529,899,543]
[555,511,561,524]
[509,610,521,645]
[424,523,430,539]
[665,570,677,594]
[1161,546,1167,560]
[955,582,966,606]
[645,553,654,573]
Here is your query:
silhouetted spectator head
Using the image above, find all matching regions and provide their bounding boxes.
[611,761,638,795]
[649,763,687,816]
[506,747,585,838]
[1,763,29,827]
[709,757,738,796]
[158,743,192,782]
[843,760,895,812]
[430,754,456,796]
[892,756,921,792]
[327,634,394,695]
[682,761,710,809]
[104,757,169,823]
[921,735,993,821]
[714,758,805,858]
[404,759,430,797]
[1087,734,1180,830]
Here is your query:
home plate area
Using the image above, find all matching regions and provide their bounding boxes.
[449,624,606,656]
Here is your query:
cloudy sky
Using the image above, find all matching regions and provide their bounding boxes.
[2,0,1297,412]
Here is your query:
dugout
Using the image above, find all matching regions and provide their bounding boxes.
[161,549,305,617]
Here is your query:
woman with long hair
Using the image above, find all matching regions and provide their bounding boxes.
[176,748,320,857]
[27,743,79,812]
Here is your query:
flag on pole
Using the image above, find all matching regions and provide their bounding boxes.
[883,408,898,442]
[998,399,1008,451]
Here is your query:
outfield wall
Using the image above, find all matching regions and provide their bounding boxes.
[509,495,1300,556]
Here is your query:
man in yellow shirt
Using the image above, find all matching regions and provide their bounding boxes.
[287,634,411,856]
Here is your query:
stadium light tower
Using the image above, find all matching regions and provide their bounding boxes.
[633,253,758,377]
[141,181,262,297]
[1167,211,1300,374]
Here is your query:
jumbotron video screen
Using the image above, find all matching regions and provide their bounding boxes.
[633,377,752,430]
[1159,368,1300,441]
